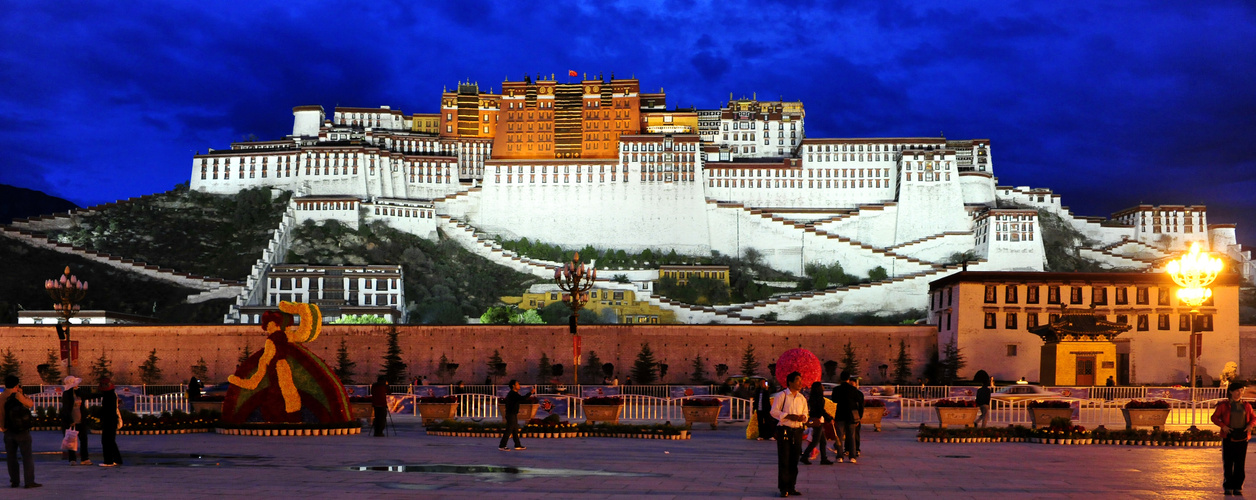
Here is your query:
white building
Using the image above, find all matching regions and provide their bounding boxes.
[238,264,406,324]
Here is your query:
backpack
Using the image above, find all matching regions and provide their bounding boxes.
[4,394,32,433]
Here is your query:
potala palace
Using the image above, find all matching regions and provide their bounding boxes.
[186,75,1254,324]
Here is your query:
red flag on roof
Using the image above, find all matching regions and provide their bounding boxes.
[568,70,578,77]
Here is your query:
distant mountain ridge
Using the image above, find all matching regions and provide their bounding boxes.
[0,184,78,225]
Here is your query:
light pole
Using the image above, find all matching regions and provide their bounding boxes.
[45,266,88,377]
[555,252,596,387]
[1165,242,1223,401]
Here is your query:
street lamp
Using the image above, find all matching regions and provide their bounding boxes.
[1165,242,1223,401]
[554,252,596,386]
[45,266,88,376]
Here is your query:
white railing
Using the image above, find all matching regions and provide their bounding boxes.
[619,395,678,421]
[133,393,190,415]
[448,393,754,423]
[456,393,501,420]
[900,397,1228,429]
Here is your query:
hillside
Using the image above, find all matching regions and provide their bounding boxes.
[286,220,539,324]
[0,237,230,323]
[0,184,77,225]
[48,186,290,279]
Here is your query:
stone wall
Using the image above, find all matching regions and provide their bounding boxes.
[0,324,936,386]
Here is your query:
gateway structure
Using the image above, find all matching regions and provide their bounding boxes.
[188,74,1254,324]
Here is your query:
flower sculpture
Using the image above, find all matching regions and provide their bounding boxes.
[775,348,821,388]
[223,301,352,424]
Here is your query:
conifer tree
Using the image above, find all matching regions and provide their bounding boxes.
[437,354,451,382]
[139,349,163,385]
[582,351,603,383]
[89,351,112,383]
[379,326,407,384]
[334,338,356,385]
[237,342,253,367]
[739,344,760,377]
[942,340,966,384]
[191,357,209,382]
[487,349,507,383]
[40,349,62,384]
[631,343,658,385]
[537,352,552,385]
[689,354,707,384]
[0,349,21,381]
[892,340,913,385]
[840,341,860,378]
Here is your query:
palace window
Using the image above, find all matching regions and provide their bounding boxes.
[1070,286,1083,304]
[1047,286,1060,304]
[1092,287,1107,305]
[1006,345,1018,357]
[1115,287,1128,305]
[1005,286,1018,304]
[1026,313,1038,328]
[1136,287,1149,305]
[1158,314,1170,330]
[1005,312,1017,329]
[1158,288,1170,306]
[984,312,996,329]
[1137,314,1149,331]
[1026,286,1039,304]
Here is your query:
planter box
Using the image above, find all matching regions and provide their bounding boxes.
[582,404,623,424]
[1122,408,1170,430]
[935,407,979,428]
[191,400,223,413]
[497,403,539,421]
[861,407,887,432]
[417,403,459,425]
[683,406,720,429]
[350,402,375,421]
[1029,408,1073,429]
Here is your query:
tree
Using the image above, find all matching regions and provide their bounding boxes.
[139,349,163,385]
[191,357,209,382]
[379,325,407,384]
[237,342,253,367]
[487,349,507,383]
[582,351,603,383]
[868,266,889,282]
[715,363,729,379]
[942,340,966,384]
[537,353,552,385]
[331,314,391,324]
[739,344,760,377]
[89,351,113,383]
[892,340,913,385]
[437,354,455,382]
[840,341,860,378]
[39,350,62,384]
[0,349,20,381]
[689,354,707,384]
[631,343,658,385]
[334,338,356,385]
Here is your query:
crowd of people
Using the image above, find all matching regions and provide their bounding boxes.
[1,373,123,489]
[760,371,865,497]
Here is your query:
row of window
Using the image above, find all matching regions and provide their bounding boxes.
[806,143,926,153]
[723,121,797,131]
[977,284,1212,307]
[494,172,696,184]
[621,143,697,152]
[710,178,887,190]
[982,311,1214,332]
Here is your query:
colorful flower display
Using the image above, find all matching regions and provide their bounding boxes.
[222,301,352,424]
[774,348,821,388]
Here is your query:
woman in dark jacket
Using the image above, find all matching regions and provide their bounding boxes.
[800,382,834,465]
[97,378,121,467]
[59,376,82,464]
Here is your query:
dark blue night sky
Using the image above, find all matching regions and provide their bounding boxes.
[2,1,1253,246]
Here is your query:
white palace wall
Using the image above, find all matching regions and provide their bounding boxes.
[813,206,901,249]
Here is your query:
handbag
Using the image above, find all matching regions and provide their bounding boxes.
[116,406,124,431]
[62,426,79,451]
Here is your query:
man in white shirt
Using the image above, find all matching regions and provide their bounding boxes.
[770,371,808,497]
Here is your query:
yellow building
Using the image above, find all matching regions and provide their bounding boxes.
[641,110,699,135]
[501,285,676,324]
[658,265,730,285]
[411,113,440,134]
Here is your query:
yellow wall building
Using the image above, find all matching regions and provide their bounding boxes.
[502,285,676,324]
[658,265,730,285]
[411,113,440,134]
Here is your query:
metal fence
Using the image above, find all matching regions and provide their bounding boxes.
[899,396,1227,429]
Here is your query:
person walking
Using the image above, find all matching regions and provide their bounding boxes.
[97,378,122,467]
[831,371,865,463]
[370,376,390,437]
[755,379,777,440]
[974,374,992,428]
[1212,381,1256,495]
[60,376,84,465]
[186,376,204,402]
[800,381,834,465]
[498,380,530,451]
[1,375,39,489]
[770,371,807,497]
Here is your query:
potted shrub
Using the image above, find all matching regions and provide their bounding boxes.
[582,396,624,424]
[934,399,979,428]
[498,394,540,421]
[1122,400,1171,430]
[681,398,722,429]
[861,398,888,431]
[191,394,224,414]
[416,395,459,425]
[1027,400,1072,429]
[347,396,375,421]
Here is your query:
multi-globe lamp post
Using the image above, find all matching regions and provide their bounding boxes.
[45,266,88,377]
[554,253,596,387]
[1165,242,1223,401]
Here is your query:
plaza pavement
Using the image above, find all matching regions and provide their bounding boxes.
[0,416,1239,499]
